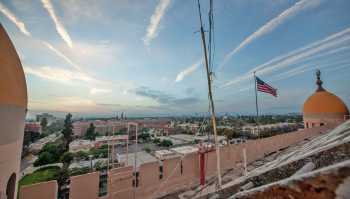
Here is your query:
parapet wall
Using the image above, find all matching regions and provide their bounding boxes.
[19,124,335,199]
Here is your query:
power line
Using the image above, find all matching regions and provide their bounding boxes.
[196,0,222,188]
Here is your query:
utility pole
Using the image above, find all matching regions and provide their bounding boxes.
[253,71,260,138]
[196,0,222,188]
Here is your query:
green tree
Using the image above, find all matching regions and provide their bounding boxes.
[159,139,173,147]
[139,132,151,142]
[56,166,69,189]
[61,113,73,151]
[33,152,55,167]
[57,152,73,194]
[85,123,96,140]
[33,143,66,166]
[60,152,73,166]
[74,151,89,161]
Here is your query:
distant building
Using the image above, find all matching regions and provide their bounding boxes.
[28,134,62,154]
[154,150,179,160]
[24,122,42,134]
[73,119,172,137]
[69,139,95,153]
[242,123,298,136]
[303,70,349,128]
[94,135,128,148]
[36,113,56,125]
[72,120,128,137]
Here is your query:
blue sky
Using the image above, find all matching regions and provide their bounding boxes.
[1,0,350,117]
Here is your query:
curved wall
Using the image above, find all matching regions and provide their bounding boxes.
[0,24,27,199]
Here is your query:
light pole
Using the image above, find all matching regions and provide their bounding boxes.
[89,154,93,171]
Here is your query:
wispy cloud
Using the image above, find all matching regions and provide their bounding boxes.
[42,41,81,71]
[222,27,350,88]
[24,65,94,84]
[175,60,201,82]
[219,0,322,70]
[143,0,171,46]
[89,88,112,95]
[41,0,73,48]
[0,2,30,36]
[272,58,350,82]
[133,86,200,106]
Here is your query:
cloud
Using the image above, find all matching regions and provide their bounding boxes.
[42,41,82,71]
[272,58,350,82]
[24,65,94,83]
[90,88,112,95]
[222,27,350,88]
[0,2,30,36]
[175,60,201,82]
[143,0,171,46]
[133,86,200,106]
[219,0,322,69]
[59,0,104,24]
[41,0,73,48]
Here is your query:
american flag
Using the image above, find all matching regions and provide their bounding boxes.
[256,76,277,97]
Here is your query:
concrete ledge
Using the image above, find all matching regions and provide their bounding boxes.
[231,160,350,199]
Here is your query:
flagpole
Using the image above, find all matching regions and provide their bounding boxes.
[254,71,260,138]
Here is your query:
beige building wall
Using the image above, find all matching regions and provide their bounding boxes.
[0,24,27,199]
[108,166,133,199]
[69,172,100,199]
[137,161,161,199]
[18,124,336,199]
[19,181,57,199]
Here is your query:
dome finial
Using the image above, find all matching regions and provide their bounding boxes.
[316,69,325,92]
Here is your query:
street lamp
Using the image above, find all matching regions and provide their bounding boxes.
[89,154,93,171]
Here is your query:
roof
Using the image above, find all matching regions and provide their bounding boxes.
[303,90,349,114]
[0,24,27,107]
[171,146,198,155]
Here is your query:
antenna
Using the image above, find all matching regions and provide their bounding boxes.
[196,0,222,188]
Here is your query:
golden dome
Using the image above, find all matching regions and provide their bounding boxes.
[303,70,349,115]
[303,91,349,114]
[0,24,27,108]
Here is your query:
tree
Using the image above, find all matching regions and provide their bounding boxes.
[60,152,73,166]
[33,143,66,166]
[57,151,73,196]
[159,139,173,147]
[33,152,55,166]
[85,123,96,141]
[139,132,151,142]
[40,117,48,131]
[74,151,89,161]
[61,113,73,151]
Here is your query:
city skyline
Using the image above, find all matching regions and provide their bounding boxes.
[1,0,350,117]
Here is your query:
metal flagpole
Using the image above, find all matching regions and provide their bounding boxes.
[196,0,222,188]
[254,71,260,138]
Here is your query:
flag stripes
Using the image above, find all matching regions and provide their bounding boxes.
[256,77,277,97]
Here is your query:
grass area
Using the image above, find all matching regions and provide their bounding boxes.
[19,166,60,187]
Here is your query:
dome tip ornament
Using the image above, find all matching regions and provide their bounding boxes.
[316,69,325,92]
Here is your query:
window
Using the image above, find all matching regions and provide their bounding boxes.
[180,160,183,175]
[159,160,164,180]
[159,165,163,179]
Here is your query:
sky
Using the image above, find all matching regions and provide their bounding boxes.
[1,0,350,118]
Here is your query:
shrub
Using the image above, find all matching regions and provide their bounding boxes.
[159,139,173,147]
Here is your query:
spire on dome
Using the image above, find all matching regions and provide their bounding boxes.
[316,69,325,92]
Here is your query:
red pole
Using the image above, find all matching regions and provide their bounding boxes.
[199,152,205,185]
